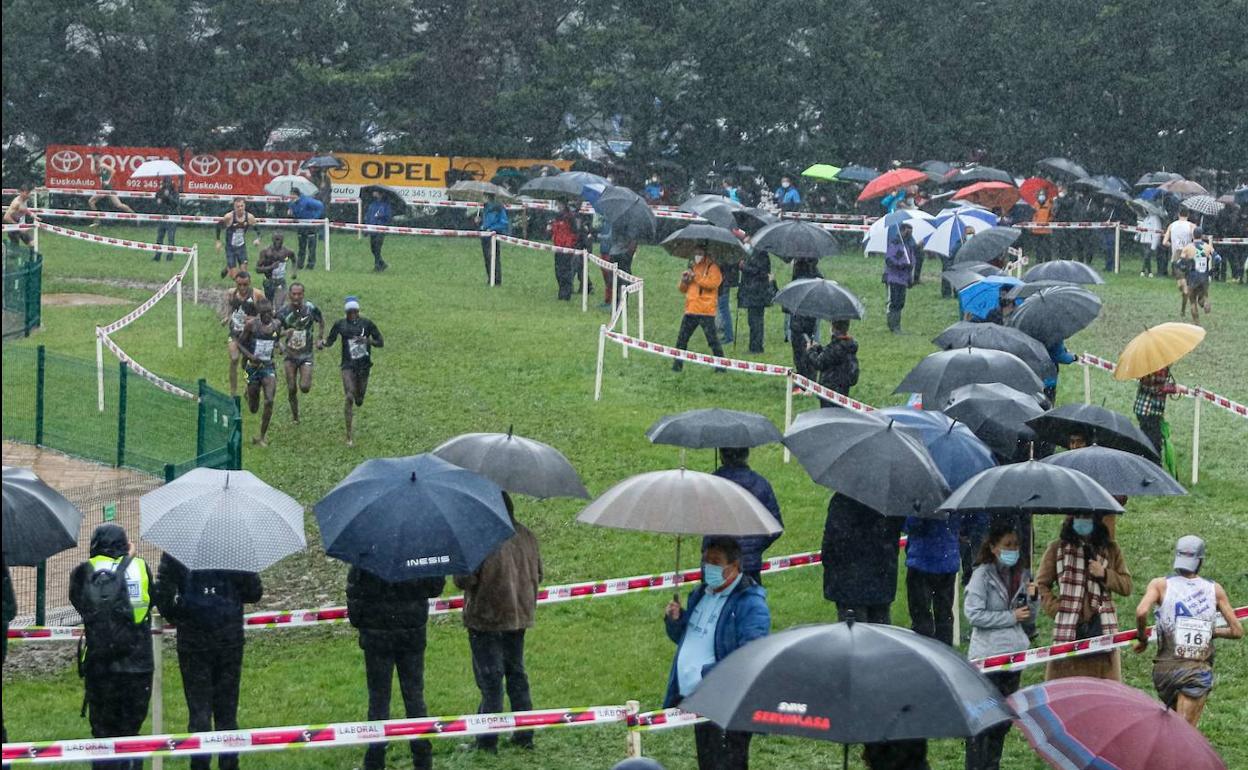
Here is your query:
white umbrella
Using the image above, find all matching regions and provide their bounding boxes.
[922,208,1000,257]
[862,209,935,254]
[264,175,317,197]
[140,468,306,572]
[130,159,185,178]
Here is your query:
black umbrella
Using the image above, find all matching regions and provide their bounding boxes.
[1007,285,1102,346]
[520,174,587,200]
[750,220,841,262]
[661,223,747,263]
[932,321,1057,382]
[896,347,1044,409]
[431,429,589,499]
[950,260,1005,277]
[1005,279,1075,301]
[1022,260,1104,285]
[947,166,1015,187]
[1135,171,1183,188]
[1037,157,1089,181]
[3,466,83,566]
[937,460,1124,517]
[919,160,956,183]
[774,278,865,321]
[693,203,739,229]
[646,408,782,449]
[732,207,778,233]
[301,155,343,170]
[942,383,1046,458]
[679,194,743,213]
[314,454,514,581]
[1074,175,1131,196]
[360,184,408,215]
[940,269,990,293]
[1025,403,1160,460]
[835,165,881,183]
[592,185,657,241]
[782,410,950,519]
[1042,446,1187,497]
[955,226,1021,264]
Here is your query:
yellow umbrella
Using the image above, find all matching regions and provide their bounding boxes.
[1113,323,1206,380]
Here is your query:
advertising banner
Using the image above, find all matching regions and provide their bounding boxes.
[44,145,179,191]
[182,149,311,196]
[450,157,573,185]
[328,153,452,203]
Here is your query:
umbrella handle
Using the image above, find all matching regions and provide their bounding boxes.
[674,535,682,601]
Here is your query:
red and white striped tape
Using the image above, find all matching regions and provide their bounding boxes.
[790,374,877,413]
[2,224,35,232]
[603,330,793,376]
[494,233,584,256]
[628,708,707,732]
[30,208,322,227]
[97,332,196,401]
[26,187,355,204]
[1014,221,1119,230]
[37,222,195,255]
[1080,354,1247,420]
[329,221,484,238]
[814,221,871,233]
[583,250,642,285]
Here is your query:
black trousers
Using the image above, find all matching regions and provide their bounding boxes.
[887,283,908,332]
[835,602,891,624]
[296,230,317,268]
[178,645,244,770]
[693,719,753,770]
[481,237,500,285]
[906,568,956,646]
[156,222,177,259]
[86,670,153,770]
[790,315,816,380]
[965,672,1021,770]
[369,234,386,266]
[745,307,766,352]
[554,253,575,300]
[912,251,925,285]
[468,629,533,749]
[362,638,431,770]
[673,314,724,370]
[1138,414,1164,459]
[940,253,956,298]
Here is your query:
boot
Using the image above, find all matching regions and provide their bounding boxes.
[887,310,901,334]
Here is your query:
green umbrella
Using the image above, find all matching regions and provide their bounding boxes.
[801,163,843,182]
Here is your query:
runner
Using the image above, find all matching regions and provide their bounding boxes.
[255,233,295,307]
[3,184,38,248]
[319,296,383,447]
[277,282,325,424]
[1174,229,1220,324]
[1162,209,1196,312]
[86,163,135,227]
[221,271,265,398]
[237,298,283,447]
[1133,536,1243,727]
[214,197,261,280]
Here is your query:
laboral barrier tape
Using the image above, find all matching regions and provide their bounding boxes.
[790,373,877,413]
[1080,354,1247,419]
[329,222,485,238]
[30,208,324,228]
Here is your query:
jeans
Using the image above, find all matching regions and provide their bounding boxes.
[835,602,891,624]
[1137,414,1164,459]
[693,719,753,770]
[965,672,1021,770]
[716,290,735,344]
[362,635,431,770]
[906,568,956,646]
[673,314,724,370]
[297,230,317,269]
[468,630,534,749]
[480,236,500,284]
[86,671,153,770]
[156,222,177,260]
[179,645,244,770]
[746,307,766,352]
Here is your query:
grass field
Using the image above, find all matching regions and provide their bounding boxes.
[3,222,1246,769]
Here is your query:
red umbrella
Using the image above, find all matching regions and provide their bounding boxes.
[856,168,928,202]
[1009,678,1226,770]
[1019,177,1059,207]
[953,181,1020,212]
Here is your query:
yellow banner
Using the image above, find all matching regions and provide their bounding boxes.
[328,153,450,188]
[451,157,573,183]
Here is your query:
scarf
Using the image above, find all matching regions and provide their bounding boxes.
[1053,540,1118,643]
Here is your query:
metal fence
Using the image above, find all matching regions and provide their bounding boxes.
[2,246,41,339]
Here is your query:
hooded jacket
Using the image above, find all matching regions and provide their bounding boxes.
[884,229,917,286]
[821,494,903,606]
[679,259,722,316]
[68,524,155,674]
[806,334,859,395]
[663,576,770,708]
[346,567,444,649]
[152,554,262,652]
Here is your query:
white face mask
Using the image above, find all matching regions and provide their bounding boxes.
[694,253,705,264]
[781,181,791,188]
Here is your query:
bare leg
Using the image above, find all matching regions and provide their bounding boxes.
[255,375,275,445]
[109,193,135,215]
[1175,693,1208,727]
[1178,282,1188,317]
[284,360,301,423]
[341,369,356,446]
[228,339,241,397]
[245,373,261,415]
[88,194,102,227]
[300,362,314,393]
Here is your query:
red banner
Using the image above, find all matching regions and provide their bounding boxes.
[182,149,311,196]
[44,145,313,197]
[44,145,178,192]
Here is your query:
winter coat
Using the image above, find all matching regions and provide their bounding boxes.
[964,562,1036,660]
[884,232,917,286]
[774,186,801,211]
[663,577,770,707]
[1044,340,1076,389]
[68,524,154,675]
[155,181,180,214]
[718,259,740,293]
[701,465,783,572]
[737,250,774,309]
[152,553,262,651]
[679,259,722,316]
[365,199,392,226]
[453,522,543,632]
[821,494,903,606]
[904,513,962,575]
[346,567,444,649]
[289,194,325,220]
[551,211,580,249]
[481,201,510,234]
[806,335,859,395]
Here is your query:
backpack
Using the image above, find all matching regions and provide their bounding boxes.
[178,570,239,630]
[78,556,144,668]
[845,349,860,388]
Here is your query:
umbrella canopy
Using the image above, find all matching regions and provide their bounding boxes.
[682,621,1014,743]
[645,409,782,450]
[774,278,865,321]
[140,468,306,572]
[937,461,1124,517]
[932,321,1057,381]
[863,209,936,253]
[592,185,657,240]
[1181,194,1225,217]
[314,454,513,581]
[1006,279,1075,301]
[1157,179,1207,199]
[130,159,185,178]
[692,203,739,229]
[679,193,744,214]
[264,175,317,197]
[953,181,1020,212]
[951,260,1005,277]
[2,466,83,566]
[919,160,956,183]
[1026,404,1160,460]
[857,168,928,202]
[1009,678,1226,770]
[301,155,343,170]
[447,180,517,204]
[1022,260,1104,285]
[1127,197,1168,219]
[835,165,882,183]
[661,224,747,263]
[1135,171,1183,188]
[923,208,1000,257]
[782,410,950,519]
[947,166,1015,187]
[801,163,843,182]
[1036,157,1089,181]
[1042,446,1186,497]
[955,226,1022,264]
[576,469,782,537]
[1236,186,1248,205]
[1113,322,1205,381]
[431,430,589,499]
[896,347,1044,409]
[1019,177,1059,207]
[958,275,1023,320]
[732,207,778,233]
[941,269,991,293]
[751,220,842,262]
[1007,285,1103,346]
[943,383,1045,458]
[360,184,408,215]
[520,174,591,200]
[877,408,996,489]
[1073,175,1131,196]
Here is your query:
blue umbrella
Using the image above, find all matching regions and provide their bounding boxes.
[314,454,514,581]
[878,408,996,488]
[958,275,1022,320]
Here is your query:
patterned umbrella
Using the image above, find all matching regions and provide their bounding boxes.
[1180,194,1224,217]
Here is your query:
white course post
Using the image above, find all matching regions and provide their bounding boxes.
[1113,224,1121,274]
[581,250,589,312]
[489,233,498,287]
[594,325,607,401]
[783,373,794,464]
[151,618,164,770]
[612,266,620,320]
[356,198,363,240]
[323,219,331,271]
[1191,393,1202,485]
[191,245,199,304]
[625,700,642,758]
[637,281,645,340]
[96,330,106,412]
[620,281,629,359]
[176,278,184,349]
[1083,360,1092,405]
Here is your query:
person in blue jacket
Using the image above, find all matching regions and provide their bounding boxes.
[904,512,962,646]
[479,192,509,285]
[773,176,801,212]
[288,189,325,270]
[1043,340,1077,405]
[364,189,392,273]
[701,448,783,583]
[664,537,770,769]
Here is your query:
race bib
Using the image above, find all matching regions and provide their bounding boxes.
[254,339,275,362]
[273,261,287,280]
[230,308,246,332]
[288,329,307,351]
[348,337,369,361]
[230,228,245,247]
[1193,255,1208,273]
[1174,616,1213,660]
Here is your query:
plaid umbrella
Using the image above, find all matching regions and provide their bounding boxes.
[1181,194,1224,217]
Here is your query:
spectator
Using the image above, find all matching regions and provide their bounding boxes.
[594,210,613,307]
[288,189,325,271]
[884,224,917,334]
[702,447,783,583]
[1030,189,1054,264]
[607,237,639,314]
[549,200,581,301]
[787,258,822,388]
[152,555,263,770]
[1136,206,1163,277]
[904,511,962,646]
[154,176,180,262]
[822,493,903,624]
[479,192,509,285]
[1133,367,1174,460]
[803,319,859,408]
[643,174,665,204]
[773,176,801,212]
[671,246,725,373]
[1043,340,1077,405]
[365,189,392,273]
[939,226,976,300]
[721,178,740,203]
[716,254,739,346]
[736,245,774,354]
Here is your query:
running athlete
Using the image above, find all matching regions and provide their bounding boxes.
[87,164,136,226]
[3,184,38,248]
[319,296,383,447]
[256,233,295,306]
[1174,229,1221,324]
[222,271,265,398]
[1133,535,1243,727]
[277,282,325,424]
[215,198,261,279]
[238,298,284,447]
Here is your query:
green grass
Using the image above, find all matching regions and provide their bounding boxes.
[4,225,1247,769]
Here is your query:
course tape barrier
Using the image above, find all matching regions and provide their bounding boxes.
[790,373,877,413]
[37,221,195,255]
[17,186,356,204]
[1080,354,1247,420]
[0,706,628,765]
[603,330,792,376]
[628,708,707,732]
[97,332,196,401]
[98,263,188,336]
[30,208,323,228]
[329,222,484,238]
[493,233,583,257]
[2,224,35,233]
[1119,224,1248,246]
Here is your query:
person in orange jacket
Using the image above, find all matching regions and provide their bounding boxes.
[672,244,727,373]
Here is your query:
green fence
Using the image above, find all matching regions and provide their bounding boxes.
[2,247,42,339]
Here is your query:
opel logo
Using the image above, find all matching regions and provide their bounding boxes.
[51,150,83,173]
[189,154,222,177]
[328,159,350,181]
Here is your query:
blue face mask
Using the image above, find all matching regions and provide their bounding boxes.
[703,563,728,590]
[1072,518,1095,537]
[998,549,1020,568]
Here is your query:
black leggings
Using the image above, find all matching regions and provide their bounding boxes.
[674,314,724,367]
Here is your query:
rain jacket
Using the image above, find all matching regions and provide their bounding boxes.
[903,513,962,575]
[346,567,444,649]
[289,193,325,220]
[806,334,859,395]
[737,249,773,309]
[152,554,262,652]
[964,562,1037,659]
[679,259,722,316]
[551,211,581,249]
[701,465,783,572]
[481,201,510,234]
[68,524,155,675]
[821,494,904,606]
[663,577,770,708]
[774,186,801,211]
[884,229,917,286]
[365,199,392,226]
[453,522,543,632]
[1044,341,1076,390]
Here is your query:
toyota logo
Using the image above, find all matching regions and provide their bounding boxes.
[50,150,83,173]
[328,159,350,181]
[189,154,222,177]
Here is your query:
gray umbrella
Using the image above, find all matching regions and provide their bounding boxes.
[646,408,782,449]
[947,166,1015,186]
[1007,285,1103,346]
[835,165,881,183]
[140,468,306,572]
[733,207,778,232]
[919,160,956,183]
[694,203,740,229]
[592,185,657,241]
[774,278,865,321]
[956,227,1021,264]
[942,383,1046,458]
[750,220,841,261]
[1037,157,1089,181]
[1022,260,1105,285]
[2,466,83,566]
[447,180,517,204]
[950,260,1005,277]
[940,269,990,293]
[895,347,1044,409]
[679,194,743,213]
[1135,171,1183,188]
[431,429,589,499]
[937,460,1124,517]
[519,174,586,199]
[661,223,747,263]
[1006,279,1075,301]
[1026,403,1160,461]
[782,410,950,519]
[1042,446,1186,497]
[932,321,1057,381]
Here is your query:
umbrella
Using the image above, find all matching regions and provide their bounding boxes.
[947,166,1015,187]
[130,159,185,178]
[958,275,1022,320]
[834,165,882,183]
[919,160,956,183]
[314,454,513,582]
[941,269,991,293]
[732,207,777,232]
[923,213,988,258]
[1236,186,1248,206]
[1036,157,1088,181]
[1007,285,1103,346]
[682,621,1014,748]
[877,408,996,489]
[645,408,782,450]
[2,466,83,566]
[139,468,306,572]
[782,410,950,518]
[1006,279,1075,301]
[1026,404,1160,460]
[520,174,592,200]
[679,193,743,214]
[1019,177,1059,208]
[943,383,1045,458]
[431,429,589,499]
[1112,322,1205,381]
[895,347,1044,409]
[801,163,842,182]
[360,184,408,215]
[932,321,1057,381]
[1181,194,1224,217]
[1127,197,1168,219]
[1009,678,1226,770]
[1073,175,1131,196]
[1158,179,1207,199]
[1042,446,1186,497]
[863,209,936,253]
[264,175,317,197]
[661,224,747,263]
[751,220,841,262]
[592,185,657,240]
[528,163,563,176]
[692,203,739,229]
[953,181,1020,212]
[1022,260,1105,284]
[955,226,1021,264]
[856,168,928,202]
[951,260,1005,277]
[1135,171,1183,188]
[774,278,865,321]
[937,461,1124,517]
[447,180,517,204]
[301,155,343,170]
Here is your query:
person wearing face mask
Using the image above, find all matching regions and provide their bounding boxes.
[1030,189,1054,264]
[672,245,726,373]
[963,522,1038,770]
[1036,513,1132,682]
[773,176,801,212]
[664,537,770,770]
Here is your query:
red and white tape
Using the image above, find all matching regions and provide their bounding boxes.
[2,224,35,233]
[30,208,323,228]
[1014,221,1119,230]
[603,331,792,376]
[584,250,642,285]
[28,187,355,204]
[790,374,877,413]
[328,222,485,238]
[97,332,196,401]
[1080,354,1247,419]
[37,222,195,255]
[628,708,707,732]
[494,233,584,256]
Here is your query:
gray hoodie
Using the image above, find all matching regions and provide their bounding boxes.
[963,562,1037,660]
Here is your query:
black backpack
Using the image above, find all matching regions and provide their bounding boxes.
[177,570,239,630]
[845,347,860,388]
[78,556,145,667]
